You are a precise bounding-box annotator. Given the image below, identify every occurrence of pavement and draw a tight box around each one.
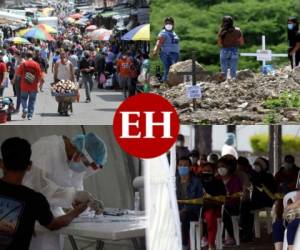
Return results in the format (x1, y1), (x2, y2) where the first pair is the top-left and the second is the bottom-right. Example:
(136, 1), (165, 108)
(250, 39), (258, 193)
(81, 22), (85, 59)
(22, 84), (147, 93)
(1, 68), (123, 125)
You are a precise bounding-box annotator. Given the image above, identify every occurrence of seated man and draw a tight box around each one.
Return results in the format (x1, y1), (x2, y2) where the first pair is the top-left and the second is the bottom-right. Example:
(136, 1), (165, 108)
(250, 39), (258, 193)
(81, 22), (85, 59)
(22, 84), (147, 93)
(0, 137), (87, 250)
(176, 157), (204, 250)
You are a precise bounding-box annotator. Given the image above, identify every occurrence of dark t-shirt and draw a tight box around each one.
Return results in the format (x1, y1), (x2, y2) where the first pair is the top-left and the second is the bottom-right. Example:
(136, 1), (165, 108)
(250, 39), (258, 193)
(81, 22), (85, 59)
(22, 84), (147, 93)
(219, 28), (242, 48)
(79, 58), (95, 75)
(288, 31), (300, 49)
(0, 179), (53, 250)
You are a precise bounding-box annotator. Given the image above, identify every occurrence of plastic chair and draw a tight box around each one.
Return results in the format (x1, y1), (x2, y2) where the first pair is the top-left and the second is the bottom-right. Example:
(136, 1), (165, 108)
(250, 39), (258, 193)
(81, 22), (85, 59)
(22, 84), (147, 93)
(190, 208), (203, 250)
(253, 207), (273, 238)
(190, 207), (224, 250)
(282, 191), (299, 250)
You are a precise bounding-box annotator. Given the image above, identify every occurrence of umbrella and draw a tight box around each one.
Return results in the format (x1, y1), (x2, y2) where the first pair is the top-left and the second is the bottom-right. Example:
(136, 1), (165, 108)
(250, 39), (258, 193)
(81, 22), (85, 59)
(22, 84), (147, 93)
(65, 17), (75, 24)
(86, 25), (97, 32)
(23, 27), (54, 41)
(121, 24), (150, 41)
(17, 28), (30, 37)
(36, 24), (57, 34)
(89, 29), (112, 41)
(70, 13), (82, 20)
(7, 37), (31, 45)
(75, 19), (88, 26)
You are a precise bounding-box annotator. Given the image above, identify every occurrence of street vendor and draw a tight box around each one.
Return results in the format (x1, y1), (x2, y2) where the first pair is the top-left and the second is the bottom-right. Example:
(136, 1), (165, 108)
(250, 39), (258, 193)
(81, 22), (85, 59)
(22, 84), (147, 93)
(54, 49), (75, 83)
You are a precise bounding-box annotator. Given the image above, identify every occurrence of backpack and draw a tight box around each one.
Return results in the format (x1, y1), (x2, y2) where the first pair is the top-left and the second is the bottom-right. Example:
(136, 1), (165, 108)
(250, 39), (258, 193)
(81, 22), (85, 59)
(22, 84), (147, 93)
(23, 62), (36, 85)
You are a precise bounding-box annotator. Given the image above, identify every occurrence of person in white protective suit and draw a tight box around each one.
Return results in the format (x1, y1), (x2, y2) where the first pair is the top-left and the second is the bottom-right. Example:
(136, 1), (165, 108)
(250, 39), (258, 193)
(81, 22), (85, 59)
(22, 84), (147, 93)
(221, 132), (238, 159)
(23, 132), (108, 250)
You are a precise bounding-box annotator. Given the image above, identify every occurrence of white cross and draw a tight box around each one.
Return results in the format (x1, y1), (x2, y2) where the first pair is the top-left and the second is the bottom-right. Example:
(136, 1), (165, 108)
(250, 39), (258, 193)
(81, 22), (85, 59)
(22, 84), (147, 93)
(240, 35), (288, 67)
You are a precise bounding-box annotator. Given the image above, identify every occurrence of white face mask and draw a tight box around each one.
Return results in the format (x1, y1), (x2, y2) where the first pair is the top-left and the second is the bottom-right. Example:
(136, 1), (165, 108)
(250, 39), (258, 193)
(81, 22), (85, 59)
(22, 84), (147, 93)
(165, 24), (173, 31)
(218, 167), (228, 177)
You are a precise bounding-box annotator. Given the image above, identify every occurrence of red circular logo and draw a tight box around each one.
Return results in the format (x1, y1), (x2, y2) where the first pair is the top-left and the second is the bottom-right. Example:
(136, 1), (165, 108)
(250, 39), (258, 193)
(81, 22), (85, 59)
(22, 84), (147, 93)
(113, 93), (179, 159)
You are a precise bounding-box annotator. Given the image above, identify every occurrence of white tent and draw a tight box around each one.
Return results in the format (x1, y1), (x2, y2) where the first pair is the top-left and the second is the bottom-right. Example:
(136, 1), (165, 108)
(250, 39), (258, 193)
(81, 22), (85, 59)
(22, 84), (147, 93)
(0, 125), (144, 250)
(145, 145), (182, 250)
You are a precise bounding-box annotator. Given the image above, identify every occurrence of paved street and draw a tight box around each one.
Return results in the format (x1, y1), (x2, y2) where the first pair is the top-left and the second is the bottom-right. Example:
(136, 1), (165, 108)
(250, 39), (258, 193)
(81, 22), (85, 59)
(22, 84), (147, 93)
(2, 69), (123, 125)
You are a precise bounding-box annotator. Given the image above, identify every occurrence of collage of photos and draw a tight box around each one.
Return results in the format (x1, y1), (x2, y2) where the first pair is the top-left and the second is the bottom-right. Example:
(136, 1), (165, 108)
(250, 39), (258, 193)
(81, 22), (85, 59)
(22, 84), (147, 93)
(0, 0), (300, 250)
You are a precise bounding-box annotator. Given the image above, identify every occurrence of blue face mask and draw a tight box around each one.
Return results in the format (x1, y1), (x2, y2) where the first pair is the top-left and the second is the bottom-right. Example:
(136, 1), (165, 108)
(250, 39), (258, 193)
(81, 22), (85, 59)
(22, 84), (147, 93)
(69, 160), (86, 173)
(288, 24), (295, 30)
(178, 166), (190, 176)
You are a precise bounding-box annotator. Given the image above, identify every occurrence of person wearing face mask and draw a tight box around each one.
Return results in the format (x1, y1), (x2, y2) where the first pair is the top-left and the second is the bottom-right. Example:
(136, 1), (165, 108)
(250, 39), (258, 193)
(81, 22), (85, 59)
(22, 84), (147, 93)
(200, 163), (226, 250)
(190, 149), (200, 175)
(22, 132), (107, 250)
(218, 16), (244, 82)
(287, 17), (300, 68)
(176, 134), (190, 162)
(152, 16), (180, 83)
(79, 50), (95, 103)
(116, 51), (134, 99)
(217, 155), (242, 247)
(240, 157), (277, 243)
(275, 155), (299, 194)
(176, 157), (203, 250)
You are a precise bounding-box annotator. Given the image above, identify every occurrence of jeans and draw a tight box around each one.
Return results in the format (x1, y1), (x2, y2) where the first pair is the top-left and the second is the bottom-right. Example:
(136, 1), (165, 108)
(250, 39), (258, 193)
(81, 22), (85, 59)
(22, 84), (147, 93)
(220, 47), (239, 78)
(119, 75), (132, 98)
(15, 82), (21, 111)
(272, 219), (285, 243)
(180, 209), (199, 246)
(82, 74), (94, 100)
(160, 52), (179, 81)
(21, 91), (37, 117)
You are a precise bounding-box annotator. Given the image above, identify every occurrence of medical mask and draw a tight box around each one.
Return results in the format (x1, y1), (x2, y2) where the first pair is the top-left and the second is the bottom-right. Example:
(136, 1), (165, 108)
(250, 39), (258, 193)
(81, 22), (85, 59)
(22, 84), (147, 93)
(288, 24), (295, 30)
(178, 166), (190, 176)
(165, 24), (173, 31)
(69, 159), (86, 173)
(254, 164), (262, 173)
(218, 167), (228, 177)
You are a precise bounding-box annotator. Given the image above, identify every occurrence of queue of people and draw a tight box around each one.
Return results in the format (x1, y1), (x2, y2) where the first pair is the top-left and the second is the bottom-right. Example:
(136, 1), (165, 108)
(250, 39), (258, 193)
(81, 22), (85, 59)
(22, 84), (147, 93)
(175, 133), (300, 250)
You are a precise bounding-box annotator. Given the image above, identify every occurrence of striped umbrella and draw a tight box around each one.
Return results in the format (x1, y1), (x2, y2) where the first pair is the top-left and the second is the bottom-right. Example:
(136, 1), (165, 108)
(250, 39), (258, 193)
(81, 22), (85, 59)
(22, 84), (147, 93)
(7, 37), (31, 45)
(121, 24), (150, 41)
(36, 24), (57, 34)
(89, 28), (112, 41)
(23, 27), (54, 41)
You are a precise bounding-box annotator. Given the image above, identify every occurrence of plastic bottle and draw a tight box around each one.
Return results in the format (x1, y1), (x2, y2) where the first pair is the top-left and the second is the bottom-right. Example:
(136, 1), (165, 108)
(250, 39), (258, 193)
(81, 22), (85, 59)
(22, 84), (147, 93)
(134, 191), (140, 211)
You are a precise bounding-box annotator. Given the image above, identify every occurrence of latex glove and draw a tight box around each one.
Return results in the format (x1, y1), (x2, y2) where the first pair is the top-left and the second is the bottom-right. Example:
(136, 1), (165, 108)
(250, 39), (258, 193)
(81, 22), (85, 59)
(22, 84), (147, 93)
(89, 199), (104, 215)
(73, 191), (91, 206)
(73, 191), (104, 215)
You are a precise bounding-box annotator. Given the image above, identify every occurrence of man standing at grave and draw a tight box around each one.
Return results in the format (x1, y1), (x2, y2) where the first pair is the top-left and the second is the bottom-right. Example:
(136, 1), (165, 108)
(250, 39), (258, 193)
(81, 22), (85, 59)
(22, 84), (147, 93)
(288, 17), (300, 68)
(218, 16), (244, 81)
(152, 17), (180, 84)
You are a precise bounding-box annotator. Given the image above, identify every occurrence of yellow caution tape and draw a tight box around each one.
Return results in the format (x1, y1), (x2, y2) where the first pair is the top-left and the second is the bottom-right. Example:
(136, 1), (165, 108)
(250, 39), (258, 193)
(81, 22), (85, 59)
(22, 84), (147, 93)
(256, 185), (284, 200)
(177, 192), (243, 205)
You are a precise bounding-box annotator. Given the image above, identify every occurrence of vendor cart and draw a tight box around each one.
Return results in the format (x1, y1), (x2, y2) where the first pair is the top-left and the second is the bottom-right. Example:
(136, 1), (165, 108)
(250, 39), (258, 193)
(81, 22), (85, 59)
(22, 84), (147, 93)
(51, 92), (78, 116)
